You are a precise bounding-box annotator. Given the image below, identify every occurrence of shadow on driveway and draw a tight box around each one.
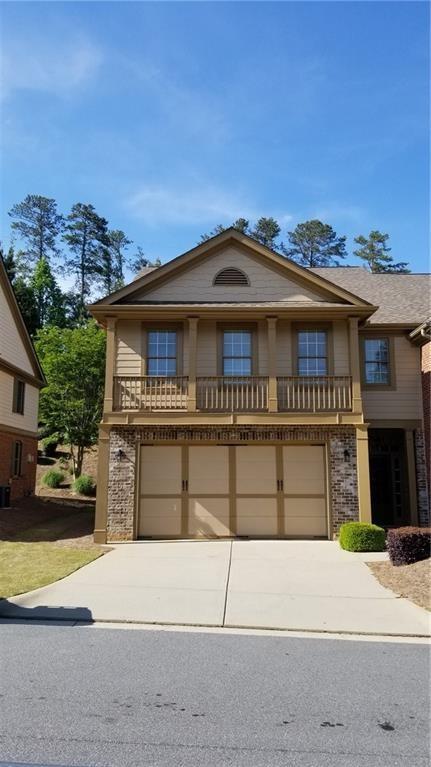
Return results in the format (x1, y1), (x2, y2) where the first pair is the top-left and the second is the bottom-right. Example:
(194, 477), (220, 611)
(0, 599), (93, 624)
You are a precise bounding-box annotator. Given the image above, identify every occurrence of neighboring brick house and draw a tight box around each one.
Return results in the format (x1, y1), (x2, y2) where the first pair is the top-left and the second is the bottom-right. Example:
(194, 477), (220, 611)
(410, 319), (431, 512)
(89, 229), (430, 542)
(0, 257), (45, 503)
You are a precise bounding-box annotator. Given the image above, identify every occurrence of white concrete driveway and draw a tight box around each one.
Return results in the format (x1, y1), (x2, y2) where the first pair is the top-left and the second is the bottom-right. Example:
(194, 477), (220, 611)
(1, 540), (429, 636)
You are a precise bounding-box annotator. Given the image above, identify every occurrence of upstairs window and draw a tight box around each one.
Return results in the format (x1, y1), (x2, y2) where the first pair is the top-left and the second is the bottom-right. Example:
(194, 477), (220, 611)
(363, 338), (390, 385)
(12, 378), (25, 414)
(213, 267), (249, 286)
(147, 331), (177, 376)
(223, 330), (252, 375)
(297, 330), (328, 375)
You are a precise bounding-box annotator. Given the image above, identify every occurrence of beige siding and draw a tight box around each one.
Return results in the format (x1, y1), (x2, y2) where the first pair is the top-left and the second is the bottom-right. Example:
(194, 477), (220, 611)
(362, 335), (423, 420)
(136, 247), (334, 304)
(333, 321), (350, 376)
(196, 321), (217, 376)
(0, 370), (38, 432)
(115, 321), (142, 376)
(0, 280), (34, 375)
(115, 319), (353, 379)
(277, 321), (293, 375)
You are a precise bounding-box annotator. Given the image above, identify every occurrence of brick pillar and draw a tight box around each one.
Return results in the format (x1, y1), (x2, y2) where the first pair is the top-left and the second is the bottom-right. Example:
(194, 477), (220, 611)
(107, 428), (137, 541)
(329, 429), (359, 536)
(414, 428), (430, 526)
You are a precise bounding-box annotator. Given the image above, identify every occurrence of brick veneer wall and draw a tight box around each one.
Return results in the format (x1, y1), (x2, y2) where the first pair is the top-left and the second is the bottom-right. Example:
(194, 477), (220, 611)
(421, 341), (430, 503)
(106, 425), (359, 541)
(0, 429), (37, 501)
(329, 430), (358, 531)
(414, 428), (430, 526)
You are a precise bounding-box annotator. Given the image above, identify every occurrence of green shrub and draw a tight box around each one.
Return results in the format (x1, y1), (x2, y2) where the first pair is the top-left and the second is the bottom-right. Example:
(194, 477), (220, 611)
(339, 522), (386, 552)
(42, 469), (65, 488)
(73, 474), (95, 496)
(41, 434), (60, 457)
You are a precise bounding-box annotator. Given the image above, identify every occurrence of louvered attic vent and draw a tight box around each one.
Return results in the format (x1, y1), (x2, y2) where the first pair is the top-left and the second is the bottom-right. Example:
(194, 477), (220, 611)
(213, 267), (249, 286)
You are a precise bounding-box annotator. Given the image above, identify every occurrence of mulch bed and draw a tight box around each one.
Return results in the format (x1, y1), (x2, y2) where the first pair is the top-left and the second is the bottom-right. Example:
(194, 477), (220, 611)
(0, 496), (95, 543)
(368, 559), (431, 611)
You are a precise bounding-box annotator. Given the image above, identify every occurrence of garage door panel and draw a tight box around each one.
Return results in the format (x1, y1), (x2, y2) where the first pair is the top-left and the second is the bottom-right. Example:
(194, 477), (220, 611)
(189, 447), (229, 494)
(140, 446), (182, 495)
(138, 498), (182, 537)
(236, 446), (276, 494)
(283, 446), (325, 495)
(284, 498), (327, 537)
(237, 498), (278, 536)
(188, 498), (231, 537)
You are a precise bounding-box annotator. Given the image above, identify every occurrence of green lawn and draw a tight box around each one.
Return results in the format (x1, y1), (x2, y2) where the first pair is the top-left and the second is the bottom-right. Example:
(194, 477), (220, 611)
(0, 541), (103, 599)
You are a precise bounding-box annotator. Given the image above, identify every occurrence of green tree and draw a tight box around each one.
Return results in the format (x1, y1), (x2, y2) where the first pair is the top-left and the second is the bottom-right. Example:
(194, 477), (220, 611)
(63, 203), (109, 319)
(129, 246), (161, 274)
(8, 195), (63, 267)
(283, 220), (347, 267)
(1, 245), (39, 334)
(30, 257), (67, 328)
(108, 229), (133, 289)
(199, 218), (251, 243)
(250, 217), (281, 249)
(35, 322), (106, 478)
(353, 230), (410, 273)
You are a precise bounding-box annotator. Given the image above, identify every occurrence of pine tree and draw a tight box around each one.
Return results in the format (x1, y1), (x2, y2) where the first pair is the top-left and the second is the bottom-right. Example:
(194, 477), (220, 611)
(129, 246), (161, 274)
(108, 229), (133, 289)
(8, 195), (63, 267)
(353, 231), (410, 273)
(283, 220), (347, 267)
(63, 203), (109, 318)
(250, 217), (281, 249)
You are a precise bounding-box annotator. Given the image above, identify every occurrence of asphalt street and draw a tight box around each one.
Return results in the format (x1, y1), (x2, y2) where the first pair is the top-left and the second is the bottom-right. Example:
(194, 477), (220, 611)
(0, 623), (429, 767)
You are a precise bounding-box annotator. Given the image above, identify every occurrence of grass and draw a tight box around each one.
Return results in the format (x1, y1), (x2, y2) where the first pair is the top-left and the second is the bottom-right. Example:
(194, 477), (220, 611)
(0, 501), (105, 599)
(0, 541), (103, 599)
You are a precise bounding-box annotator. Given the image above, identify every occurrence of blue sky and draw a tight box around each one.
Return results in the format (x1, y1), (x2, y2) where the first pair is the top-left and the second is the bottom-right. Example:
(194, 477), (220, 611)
(1, 1), (429, 278)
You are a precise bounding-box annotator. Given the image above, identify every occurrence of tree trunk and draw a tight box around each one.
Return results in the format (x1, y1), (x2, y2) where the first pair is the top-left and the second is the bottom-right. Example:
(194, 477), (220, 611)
(75, 445), (84, 478)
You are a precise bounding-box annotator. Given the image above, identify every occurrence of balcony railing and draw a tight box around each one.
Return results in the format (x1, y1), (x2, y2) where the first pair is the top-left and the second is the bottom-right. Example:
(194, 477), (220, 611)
(277, 376), (352, 412)
(113, 376), (188, 410)
(196, 376), (268, 412)
(112, 375), (352, 413)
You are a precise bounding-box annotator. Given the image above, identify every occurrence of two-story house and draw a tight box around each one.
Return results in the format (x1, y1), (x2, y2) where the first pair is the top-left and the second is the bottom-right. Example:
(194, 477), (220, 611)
(90, 229), (430, 543)
(0, 257), (45, 502)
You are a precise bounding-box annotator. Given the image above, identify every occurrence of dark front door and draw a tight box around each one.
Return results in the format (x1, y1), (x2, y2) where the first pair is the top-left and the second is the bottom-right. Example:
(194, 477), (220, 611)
(369, 429), (410, 528)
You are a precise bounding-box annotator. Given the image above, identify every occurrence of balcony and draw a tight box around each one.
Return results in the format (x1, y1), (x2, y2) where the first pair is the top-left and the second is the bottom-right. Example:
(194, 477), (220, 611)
(113, 375), (352, 413)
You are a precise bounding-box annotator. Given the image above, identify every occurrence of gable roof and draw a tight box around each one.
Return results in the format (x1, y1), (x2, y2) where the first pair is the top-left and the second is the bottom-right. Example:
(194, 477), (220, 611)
(0, 255), (45, 386)
(91, 228), (375, 311)
(311, 267), (431, 326)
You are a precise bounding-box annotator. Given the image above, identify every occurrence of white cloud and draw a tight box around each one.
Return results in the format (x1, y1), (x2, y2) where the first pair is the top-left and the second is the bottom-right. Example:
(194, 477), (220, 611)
(1, 36), (102, 99)
(125, 182), (293, 228)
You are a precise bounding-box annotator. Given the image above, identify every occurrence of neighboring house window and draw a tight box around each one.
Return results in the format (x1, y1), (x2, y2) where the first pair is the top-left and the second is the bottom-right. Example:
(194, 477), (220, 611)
(12, 378), (25, 414)
(297, 330), (328, 375)
(147, 331), (177, 375)
(223, 330), (252, 375)
(11, 441), (22, 477)
(363, 338), (390, 385)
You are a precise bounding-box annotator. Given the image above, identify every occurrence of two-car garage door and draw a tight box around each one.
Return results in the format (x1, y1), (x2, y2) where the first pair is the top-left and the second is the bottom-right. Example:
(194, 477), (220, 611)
(138, 445), (328, 539)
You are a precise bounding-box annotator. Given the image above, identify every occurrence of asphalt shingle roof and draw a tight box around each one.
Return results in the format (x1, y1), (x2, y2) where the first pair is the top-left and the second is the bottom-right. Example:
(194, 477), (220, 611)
(311, 267), (430, 325)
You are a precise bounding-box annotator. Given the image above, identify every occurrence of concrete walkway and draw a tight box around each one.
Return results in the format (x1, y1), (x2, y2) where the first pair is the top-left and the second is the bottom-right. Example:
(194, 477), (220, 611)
(0, 540), (429, 636)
